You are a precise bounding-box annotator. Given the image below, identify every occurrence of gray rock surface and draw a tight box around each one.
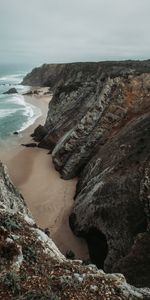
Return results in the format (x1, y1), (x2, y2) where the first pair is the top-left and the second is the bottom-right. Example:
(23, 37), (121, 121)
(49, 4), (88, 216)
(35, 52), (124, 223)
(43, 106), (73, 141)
(23, 60), (150, 288)
(1, 162), (150, 299)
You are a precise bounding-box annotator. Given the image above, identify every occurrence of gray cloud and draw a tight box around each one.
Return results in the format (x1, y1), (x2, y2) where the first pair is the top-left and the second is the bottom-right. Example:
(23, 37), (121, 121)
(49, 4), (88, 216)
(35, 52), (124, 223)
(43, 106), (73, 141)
(0, 0), (150, 65)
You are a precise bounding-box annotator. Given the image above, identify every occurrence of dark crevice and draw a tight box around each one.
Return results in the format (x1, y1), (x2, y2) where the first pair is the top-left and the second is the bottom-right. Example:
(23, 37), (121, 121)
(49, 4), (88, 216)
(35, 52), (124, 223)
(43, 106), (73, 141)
(86, 228), (108, 269)
(69, 214), (108, 269)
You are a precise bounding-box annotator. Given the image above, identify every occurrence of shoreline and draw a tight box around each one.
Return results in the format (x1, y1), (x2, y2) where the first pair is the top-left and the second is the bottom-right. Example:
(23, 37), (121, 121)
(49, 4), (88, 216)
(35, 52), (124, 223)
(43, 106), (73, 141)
(0, 88), (50, 153)
(0, 90), (89, 260)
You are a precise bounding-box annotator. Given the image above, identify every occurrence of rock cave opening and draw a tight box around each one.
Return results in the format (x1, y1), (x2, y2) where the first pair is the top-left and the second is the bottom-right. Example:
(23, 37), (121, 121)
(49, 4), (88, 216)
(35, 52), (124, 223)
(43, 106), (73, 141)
(86, 228), (108, 269)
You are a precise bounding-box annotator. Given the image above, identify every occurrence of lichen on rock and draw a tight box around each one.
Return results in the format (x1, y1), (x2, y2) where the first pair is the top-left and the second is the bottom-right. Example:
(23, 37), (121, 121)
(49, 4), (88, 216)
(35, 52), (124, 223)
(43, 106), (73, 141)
(0, 161), (150, 299)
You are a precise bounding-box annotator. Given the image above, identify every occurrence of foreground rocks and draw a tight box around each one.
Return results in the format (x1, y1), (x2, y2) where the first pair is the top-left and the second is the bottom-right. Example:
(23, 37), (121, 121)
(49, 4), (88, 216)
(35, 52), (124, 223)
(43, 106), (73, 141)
(24, 60), (150, 289)
(23, 90), (39, 95)
(1, 162), (150, 299)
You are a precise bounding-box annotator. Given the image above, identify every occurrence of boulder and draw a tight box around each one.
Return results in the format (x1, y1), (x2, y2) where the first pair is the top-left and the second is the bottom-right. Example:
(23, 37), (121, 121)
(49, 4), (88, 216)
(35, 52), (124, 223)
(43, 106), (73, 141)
(23, 90), (33, 95)
(31, 124), (48, 142)
(3, 88), (18, 94)
(21, 143), (37, 148)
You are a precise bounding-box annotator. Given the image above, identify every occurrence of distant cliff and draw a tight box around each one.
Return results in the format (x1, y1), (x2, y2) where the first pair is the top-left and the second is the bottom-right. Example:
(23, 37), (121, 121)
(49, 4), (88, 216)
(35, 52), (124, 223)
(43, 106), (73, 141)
(22, 60), (150, 88)
(23, 60), (150, 289)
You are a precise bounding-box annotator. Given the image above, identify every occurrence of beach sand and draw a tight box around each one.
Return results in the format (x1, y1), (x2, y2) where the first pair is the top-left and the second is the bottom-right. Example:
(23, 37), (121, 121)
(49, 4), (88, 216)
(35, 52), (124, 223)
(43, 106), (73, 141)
(0, 91), (89, 259)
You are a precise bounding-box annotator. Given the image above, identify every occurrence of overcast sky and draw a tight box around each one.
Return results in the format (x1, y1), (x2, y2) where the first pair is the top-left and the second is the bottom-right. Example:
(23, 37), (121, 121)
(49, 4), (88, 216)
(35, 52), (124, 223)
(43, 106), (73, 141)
(0, 0), (150, 66)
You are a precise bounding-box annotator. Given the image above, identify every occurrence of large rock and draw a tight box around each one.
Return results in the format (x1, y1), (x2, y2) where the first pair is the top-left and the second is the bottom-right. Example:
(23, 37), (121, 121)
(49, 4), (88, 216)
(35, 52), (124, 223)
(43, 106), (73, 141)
(3, 88), (18, 94)
(1, 162), (149, 299)
(113, 232), (150, 288)
(69, 111), (150, 287)
(31, 124), (48, 141)
(23, 60), (150, 288)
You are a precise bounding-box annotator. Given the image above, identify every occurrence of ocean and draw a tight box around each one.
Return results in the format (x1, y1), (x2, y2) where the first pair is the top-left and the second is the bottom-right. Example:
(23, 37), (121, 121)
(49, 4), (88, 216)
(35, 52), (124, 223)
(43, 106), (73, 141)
(0, 64), (41, 140)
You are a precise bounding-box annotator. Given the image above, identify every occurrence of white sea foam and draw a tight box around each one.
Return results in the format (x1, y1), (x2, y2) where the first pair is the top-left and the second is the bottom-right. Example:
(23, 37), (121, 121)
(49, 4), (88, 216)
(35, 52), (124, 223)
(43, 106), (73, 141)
(7, 94), (26, 106)
(0, 71), (41, 135)
(0, 73), (25, 84)
(12, 95), (42, 132)
(19, 102), (41, 132)
(0, 94), (41, 131)
(0, 108), (20, 118)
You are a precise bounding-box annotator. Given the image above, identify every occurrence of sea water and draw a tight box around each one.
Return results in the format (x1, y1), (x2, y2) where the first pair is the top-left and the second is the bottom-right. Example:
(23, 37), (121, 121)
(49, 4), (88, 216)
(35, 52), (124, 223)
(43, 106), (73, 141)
(0, 64), (41, 140)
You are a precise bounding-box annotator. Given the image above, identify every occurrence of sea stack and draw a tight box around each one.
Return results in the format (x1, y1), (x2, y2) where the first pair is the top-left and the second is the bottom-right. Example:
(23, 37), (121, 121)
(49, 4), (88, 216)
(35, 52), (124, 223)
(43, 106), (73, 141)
(3, 87), (18, 94)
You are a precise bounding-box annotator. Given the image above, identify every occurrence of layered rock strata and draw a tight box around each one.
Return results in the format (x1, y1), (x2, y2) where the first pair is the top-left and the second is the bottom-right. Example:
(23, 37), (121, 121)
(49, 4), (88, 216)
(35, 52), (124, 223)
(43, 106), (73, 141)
(23, 61), (150, 288)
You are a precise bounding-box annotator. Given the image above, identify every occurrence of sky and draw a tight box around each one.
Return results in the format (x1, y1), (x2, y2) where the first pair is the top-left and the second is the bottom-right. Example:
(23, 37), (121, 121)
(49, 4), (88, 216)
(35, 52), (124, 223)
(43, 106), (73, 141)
(0, 0), (150, 66)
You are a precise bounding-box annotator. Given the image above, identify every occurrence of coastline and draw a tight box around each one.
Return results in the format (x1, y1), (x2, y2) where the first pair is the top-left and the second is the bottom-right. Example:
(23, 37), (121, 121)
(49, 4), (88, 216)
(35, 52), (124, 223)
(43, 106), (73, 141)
(0, 91), (89, 260)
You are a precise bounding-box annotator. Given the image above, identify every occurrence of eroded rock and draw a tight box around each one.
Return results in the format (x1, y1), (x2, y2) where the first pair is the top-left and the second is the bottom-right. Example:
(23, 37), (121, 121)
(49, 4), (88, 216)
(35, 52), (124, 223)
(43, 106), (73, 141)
(1, 162), (149, 299)
(23, 61), (150, 289)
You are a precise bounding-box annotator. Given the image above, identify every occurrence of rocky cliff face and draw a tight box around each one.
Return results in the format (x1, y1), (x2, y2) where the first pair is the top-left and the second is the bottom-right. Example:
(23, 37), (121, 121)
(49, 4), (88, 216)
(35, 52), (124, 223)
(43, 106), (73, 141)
(1, 162), (150, 299)
(24, 60), (150, 289)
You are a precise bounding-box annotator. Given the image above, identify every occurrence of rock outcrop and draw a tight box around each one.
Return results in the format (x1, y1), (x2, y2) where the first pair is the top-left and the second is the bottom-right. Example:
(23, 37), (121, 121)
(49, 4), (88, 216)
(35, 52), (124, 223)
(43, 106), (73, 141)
(22, 60), (150, 89)
(1, 162), (150, 299)
(3, 88), (18, 94)
(23, 60), (150, 289)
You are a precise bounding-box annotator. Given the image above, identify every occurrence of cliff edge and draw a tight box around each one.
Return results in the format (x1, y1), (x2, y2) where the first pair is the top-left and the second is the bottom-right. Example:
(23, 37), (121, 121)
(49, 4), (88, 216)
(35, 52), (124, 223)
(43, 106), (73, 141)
(1, 162), (150, 299)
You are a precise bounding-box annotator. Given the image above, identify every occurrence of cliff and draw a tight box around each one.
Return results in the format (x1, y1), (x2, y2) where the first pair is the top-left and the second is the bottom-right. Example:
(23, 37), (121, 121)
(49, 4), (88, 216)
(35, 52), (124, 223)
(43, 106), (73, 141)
(22, 60), (150, 89)
(23, 60), (150, 289)
(1, 162), (150, 299)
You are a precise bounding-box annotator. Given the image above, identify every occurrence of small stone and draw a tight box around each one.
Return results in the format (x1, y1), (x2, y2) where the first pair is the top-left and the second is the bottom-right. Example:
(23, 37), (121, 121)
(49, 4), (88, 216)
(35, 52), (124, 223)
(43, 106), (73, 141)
(90, 285), (99, 292)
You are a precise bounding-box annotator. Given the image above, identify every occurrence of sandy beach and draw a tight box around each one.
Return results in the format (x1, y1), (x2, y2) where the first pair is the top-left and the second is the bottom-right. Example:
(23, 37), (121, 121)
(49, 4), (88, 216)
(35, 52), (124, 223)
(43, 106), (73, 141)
(0, 90), (89, 260)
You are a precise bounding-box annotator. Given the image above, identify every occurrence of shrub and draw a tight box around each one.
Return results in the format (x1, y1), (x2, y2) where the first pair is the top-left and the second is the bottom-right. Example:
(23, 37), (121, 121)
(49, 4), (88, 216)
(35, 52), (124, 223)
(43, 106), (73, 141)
(23, 245), (36, 263)
(1, 272), (21, 295)
(14, 289), (60, 300)
(1, 216), (20, 231)
(0, 241), (19, 260)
